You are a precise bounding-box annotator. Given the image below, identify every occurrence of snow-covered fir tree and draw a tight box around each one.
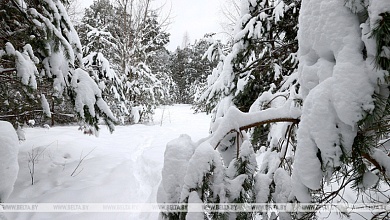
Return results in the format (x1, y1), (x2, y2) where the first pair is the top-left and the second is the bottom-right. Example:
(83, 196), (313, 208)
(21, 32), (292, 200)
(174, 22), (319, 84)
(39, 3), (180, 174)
(78, 0), (172, 124)
(148, 48), (177, 106)
(159, 0), (390, 219)
(127, 10), (171, 122)
(77, 0), (129, 123)
(200, 0), (300, 149)
(0, 0), (117, 208)
(0, 0), (116, 133)
(169, 35), (219, 105)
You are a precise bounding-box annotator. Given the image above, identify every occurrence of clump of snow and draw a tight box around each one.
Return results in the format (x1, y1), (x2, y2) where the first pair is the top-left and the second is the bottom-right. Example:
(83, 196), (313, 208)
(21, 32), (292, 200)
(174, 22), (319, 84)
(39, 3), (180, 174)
(367, 0), (390, 29)
(28, 120), (35, 127)
(40, 94), (51, 118)
(291, 172), (311, 203)
(157, 134), (197, 204)
(254, 173), (272, 203)
(273, 168), (293, 220)
(226, 140), (257, 201)
(272, 168), (292, 203)
(0, 121), (19, 202)
(71, 68), (115, 122)
(43, 51), (69, 96)
(370, 148), (390, 177)
(16, 124), (26, 141)
(273, 0), (286, 22)
(293, 0), (375, 200)
(258, 150), (280, 178)
(186, 191), (203, 220)
(131, 106), (142, 124)
(180, 141), (226, 202)
(227, 174), (247, 200)
(5, 42), (38, 89)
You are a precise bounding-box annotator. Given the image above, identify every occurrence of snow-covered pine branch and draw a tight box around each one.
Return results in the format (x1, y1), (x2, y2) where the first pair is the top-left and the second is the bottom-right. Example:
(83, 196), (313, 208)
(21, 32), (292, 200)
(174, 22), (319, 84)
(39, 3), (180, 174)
(159, 0), (390, 219)
(209, 101), (300, 149)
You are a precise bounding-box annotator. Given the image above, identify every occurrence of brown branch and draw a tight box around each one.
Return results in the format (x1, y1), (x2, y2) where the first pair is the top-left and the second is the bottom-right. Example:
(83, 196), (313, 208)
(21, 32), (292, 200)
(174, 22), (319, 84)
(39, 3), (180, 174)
(263, 94), (289, 108)
(214, 129), (239, 150)
(213, 117), (300, 150)
(240, 118), (300, 131)
(236, 131), (240, 159)
(362, 153), (389, 179)
(278, 123), (297, 168)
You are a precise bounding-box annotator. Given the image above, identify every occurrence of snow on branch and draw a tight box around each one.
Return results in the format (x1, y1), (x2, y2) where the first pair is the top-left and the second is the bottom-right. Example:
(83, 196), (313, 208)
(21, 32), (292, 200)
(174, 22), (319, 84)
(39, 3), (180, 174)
(5, 42), (38, 89)
(71, 68), (116, 123)
(369, 148), (390, 178)
(209, 99), (301, 149)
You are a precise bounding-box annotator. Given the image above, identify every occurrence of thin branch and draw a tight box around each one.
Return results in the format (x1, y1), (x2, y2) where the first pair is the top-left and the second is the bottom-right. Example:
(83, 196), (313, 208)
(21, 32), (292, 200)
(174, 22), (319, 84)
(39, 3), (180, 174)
(214, 129), (239, 150)
(70, 147), (97, 177)
(240, 117), (300, 131)
(213, 117), (300, 150)
(0, 68), (16, 74)
(362, 153), (389, 179)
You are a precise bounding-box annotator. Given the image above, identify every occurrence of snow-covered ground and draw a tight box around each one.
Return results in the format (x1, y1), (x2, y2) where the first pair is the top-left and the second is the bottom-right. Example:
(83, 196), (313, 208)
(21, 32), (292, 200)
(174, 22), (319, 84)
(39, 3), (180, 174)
(6, 104), (211, 220)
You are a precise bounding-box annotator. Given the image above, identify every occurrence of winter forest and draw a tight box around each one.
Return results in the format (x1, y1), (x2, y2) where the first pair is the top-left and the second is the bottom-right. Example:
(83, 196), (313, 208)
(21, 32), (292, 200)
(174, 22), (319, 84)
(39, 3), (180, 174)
(1, 0), (390, 219)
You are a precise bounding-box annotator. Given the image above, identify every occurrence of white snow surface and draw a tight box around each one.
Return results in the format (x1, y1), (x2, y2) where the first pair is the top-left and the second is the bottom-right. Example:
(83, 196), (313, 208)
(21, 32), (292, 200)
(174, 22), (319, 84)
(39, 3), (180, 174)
(6, 105), (211, 220)
(0, 121), (19, 202)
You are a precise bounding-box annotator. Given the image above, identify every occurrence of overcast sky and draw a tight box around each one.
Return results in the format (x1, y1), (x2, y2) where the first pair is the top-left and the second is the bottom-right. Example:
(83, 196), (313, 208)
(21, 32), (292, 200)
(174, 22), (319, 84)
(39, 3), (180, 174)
(79, 0), (223, 51)
(153, 0), (222, 51)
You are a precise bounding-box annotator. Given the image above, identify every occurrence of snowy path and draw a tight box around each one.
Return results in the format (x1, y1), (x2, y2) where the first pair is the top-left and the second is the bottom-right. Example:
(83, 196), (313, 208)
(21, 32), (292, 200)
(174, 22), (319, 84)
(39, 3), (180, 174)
(7, 105), (211, 220)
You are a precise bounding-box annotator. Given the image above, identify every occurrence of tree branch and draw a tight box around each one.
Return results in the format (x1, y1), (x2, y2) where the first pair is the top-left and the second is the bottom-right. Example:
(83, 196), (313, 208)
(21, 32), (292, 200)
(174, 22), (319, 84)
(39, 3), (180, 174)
(239, 117), (300, 131)
(362, 152), (389, 179)
(213, 117), (300, 150)
(0, 68), (16, 74)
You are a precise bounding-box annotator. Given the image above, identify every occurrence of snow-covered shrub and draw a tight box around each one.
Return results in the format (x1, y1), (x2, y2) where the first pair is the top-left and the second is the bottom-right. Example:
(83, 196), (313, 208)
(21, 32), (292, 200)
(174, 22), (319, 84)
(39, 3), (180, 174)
(226, 140), (257, 219)
(157, 135), (197, 219)
(0, 121), (19, 202)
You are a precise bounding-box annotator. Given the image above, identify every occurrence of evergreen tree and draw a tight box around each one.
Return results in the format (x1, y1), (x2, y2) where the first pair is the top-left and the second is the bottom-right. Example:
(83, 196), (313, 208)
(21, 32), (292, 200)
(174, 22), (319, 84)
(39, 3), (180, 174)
(0, 0), (116, 132)
(78, 0), (171, 123)
(127, 10), (171, 122)
(201, 0), (300, 149)
(160, 0), (390, 219)
(169, 36), (218, 105)
(77, 0), (128, 123)
(169, 47), (192, 104)
(148, 48), (177, 105)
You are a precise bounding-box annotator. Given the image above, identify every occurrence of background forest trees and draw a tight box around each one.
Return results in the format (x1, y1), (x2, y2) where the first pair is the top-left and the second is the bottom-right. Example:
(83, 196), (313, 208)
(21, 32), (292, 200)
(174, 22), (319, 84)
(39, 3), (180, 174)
(0, 0), (216, 128)
(169, 36), (220, 105)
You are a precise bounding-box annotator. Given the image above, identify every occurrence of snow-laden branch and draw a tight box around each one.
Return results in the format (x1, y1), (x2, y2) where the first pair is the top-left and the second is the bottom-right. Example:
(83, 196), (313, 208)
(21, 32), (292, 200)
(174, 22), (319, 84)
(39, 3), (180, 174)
(209, 99), (301, 149)
(0, 68), (17, 74)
